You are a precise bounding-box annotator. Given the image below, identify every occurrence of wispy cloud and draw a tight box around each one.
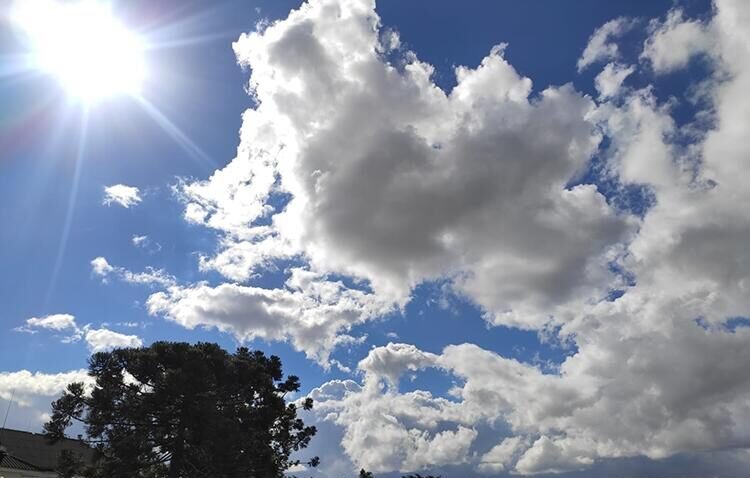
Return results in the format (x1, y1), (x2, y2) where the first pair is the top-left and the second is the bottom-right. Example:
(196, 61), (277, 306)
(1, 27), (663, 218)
(91, 256), (175, 288)
(103, 184), (142, 208)
(577, 17), (636, 71)
(131, 234), (162, 253)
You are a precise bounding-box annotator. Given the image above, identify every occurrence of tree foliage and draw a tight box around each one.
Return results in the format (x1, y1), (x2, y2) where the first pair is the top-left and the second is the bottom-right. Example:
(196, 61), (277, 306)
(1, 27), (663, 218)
(45, 342), (317, 478)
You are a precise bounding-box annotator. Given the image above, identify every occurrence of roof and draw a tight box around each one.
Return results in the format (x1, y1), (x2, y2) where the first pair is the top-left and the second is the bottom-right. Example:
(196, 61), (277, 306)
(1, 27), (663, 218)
(0, 452), (45, 471)
(0, 428), (94, 471)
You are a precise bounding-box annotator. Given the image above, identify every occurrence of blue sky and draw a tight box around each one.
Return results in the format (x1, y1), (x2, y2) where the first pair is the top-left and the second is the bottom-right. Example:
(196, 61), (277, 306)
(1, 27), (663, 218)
(3, 0), (750, 476)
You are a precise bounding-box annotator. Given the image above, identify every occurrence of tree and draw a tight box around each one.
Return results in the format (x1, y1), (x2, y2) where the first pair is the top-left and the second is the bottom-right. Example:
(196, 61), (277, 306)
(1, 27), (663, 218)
(45, 342), (318, 478)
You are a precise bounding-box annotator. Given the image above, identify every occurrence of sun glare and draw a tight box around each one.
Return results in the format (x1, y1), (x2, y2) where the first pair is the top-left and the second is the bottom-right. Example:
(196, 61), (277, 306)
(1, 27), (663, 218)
(12, 0), (146, 102)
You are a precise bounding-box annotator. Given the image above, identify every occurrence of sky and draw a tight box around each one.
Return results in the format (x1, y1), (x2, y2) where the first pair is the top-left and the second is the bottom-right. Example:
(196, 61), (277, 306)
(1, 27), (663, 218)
(2, 0), (750, 476)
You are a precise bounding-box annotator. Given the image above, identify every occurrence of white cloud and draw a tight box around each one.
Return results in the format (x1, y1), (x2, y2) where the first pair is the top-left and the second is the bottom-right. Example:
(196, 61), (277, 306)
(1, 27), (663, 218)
(131, 234), (162, 252)
(121, 0), (750, 474)
(146, 268), (393, 364)
(578, 17), (635, 71)
(477, 437), (529, 474)
(514, 436), (594, 475)
(641, 9), (714, 74)
(14, 313), (143, 355)
(0, 369), (93, 431)
(103, 184), (142, 208)
(310, 344), (480, 473)
(175, 0), (634, 339)
(15, 313), (77, 332)
(91, 256), (175, 288)
(594, 62), (634, 99)
(285, 464), (307, 474)
(309, 379), (362, 404)
(0, 369), (90, 407)
(14, 313), (82, 343)
(358, 342), (438, 387)
(84, 328), (143, 353)
(313, 326), (750, 474)
(90, 256), (114, 276)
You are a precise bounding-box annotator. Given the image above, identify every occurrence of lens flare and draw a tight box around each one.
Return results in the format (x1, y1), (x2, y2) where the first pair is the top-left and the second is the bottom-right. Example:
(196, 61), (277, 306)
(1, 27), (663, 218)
(11, 0), (146, 102)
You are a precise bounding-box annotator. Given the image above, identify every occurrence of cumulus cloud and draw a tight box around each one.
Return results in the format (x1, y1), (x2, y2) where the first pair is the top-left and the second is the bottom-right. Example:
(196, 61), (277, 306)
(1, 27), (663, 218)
(578, 17), (635, 71)
(102, 184), (142, 208)
(357, 342), (438, 387)
(176, 0), (750, 474)
(14, 313), (82, 343)
(313, 326), (750, 474)
(84, 328), (143, 353)
(0, 369), (90, 407)
(514, 436), (595, 475)
(0, 369), (92, 431)
(477, 437), (528, 474)
(594, 62), (634, 99)
(146, 268), (392, 364)
(127, 0), (750, 474)
(174, 0), (634, 339)
(90, 256), (114, 276)
(641, 9), (714, 74)
(15, 313), (77, 332)
(14, 313), (143, 354)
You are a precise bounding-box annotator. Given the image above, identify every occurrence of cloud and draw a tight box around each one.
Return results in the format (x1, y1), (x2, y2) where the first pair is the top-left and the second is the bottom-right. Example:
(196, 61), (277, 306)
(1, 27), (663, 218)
(313, 326), (750, 475)
(120, 0), (750, 474)
(14, 313), (82, 343)
(477, 437), (529, 474)
(0, 369), (90, 407)
(90, 256), (114, 276)
(357, 342), (438, 387)
(102, 184), (142, 208)
(91, 256), (175, 288)
(15, 313), (78, 332)
(578, 17), (635, 71)
(594, 62), (634, 99)
(146, 268), (393, 364)
(84, 328), (143, 353)
(14, 313), (144, 354)
(641, 9), (714, 74)
(307, 0), (750, 472)
(514, 436), (594, 475)
(132, 234), (162, 253)
(0, 369), (94, 431)
(285, 464), (307, 474)
(175, 0), (634, 339)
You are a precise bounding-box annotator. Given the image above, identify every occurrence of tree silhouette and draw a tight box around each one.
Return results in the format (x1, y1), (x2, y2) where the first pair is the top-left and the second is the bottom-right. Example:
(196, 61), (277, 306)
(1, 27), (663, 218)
(45, 342), (318, 478)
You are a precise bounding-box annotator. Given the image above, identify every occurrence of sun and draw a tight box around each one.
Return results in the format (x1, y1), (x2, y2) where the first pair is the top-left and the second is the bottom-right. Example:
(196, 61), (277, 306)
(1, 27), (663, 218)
(12, 0), (146, 102)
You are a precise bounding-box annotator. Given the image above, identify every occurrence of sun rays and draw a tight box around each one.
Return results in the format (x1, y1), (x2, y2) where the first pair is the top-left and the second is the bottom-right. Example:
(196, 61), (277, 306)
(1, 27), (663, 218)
(11, 0), (146, 102)
(6, 0), (226, 303)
